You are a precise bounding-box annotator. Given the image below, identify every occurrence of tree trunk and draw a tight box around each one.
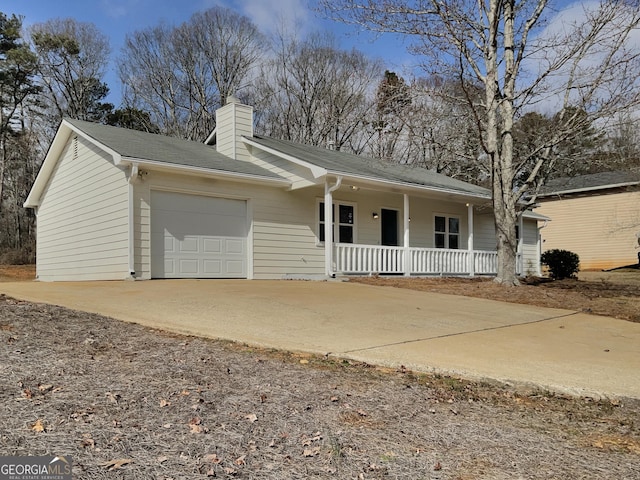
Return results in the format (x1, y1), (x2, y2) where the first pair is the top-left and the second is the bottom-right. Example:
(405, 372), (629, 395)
(0, 137), (5, 218)
(493, 196), (519, 285)
(493, 0), (519, 286)
(484, 0), (519, 286)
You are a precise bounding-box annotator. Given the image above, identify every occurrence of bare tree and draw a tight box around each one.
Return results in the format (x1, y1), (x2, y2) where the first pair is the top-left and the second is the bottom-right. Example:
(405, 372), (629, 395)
(187, 8), (266, 109)
(119, 7), (265, 140)
(120, 24), (189, 138)
(29, 18), (112, 124)
(402, 77), (486, 182)
(598, 112), (640, 172)
(254, 32), (381, 152)
(321, 0), (640, 284)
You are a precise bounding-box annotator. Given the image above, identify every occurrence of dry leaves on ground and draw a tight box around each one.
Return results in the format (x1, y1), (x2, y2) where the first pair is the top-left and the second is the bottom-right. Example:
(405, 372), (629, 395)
(1, 294), (638, 479)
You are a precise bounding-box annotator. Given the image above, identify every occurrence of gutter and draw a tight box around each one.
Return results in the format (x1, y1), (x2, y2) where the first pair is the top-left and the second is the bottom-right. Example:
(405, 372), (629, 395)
(327, 171), (492, 201)
(538, 181), (640, 198)
(521, 210), (551, 221)
(119, 156), (290, 186)
(243, 136), (490, 201)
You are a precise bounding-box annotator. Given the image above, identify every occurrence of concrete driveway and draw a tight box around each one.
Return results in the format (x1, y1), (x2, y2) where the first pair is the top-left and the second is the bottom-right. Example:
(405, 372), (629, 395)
(1, 279), (638, 399)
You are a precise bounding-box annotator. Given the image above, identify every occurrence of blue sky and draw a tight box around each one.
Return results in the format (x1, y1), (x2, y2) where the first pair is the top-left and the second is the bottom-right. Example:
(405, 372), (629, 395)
(4, 0), (413, 105)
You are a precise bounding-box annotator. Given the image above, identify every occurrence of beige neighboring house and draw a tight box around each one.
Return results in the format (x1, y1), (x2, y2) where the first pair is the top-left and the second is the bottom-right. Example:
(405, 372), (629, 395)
(535, 171), (640, 271)
(24, 98), (543, 281)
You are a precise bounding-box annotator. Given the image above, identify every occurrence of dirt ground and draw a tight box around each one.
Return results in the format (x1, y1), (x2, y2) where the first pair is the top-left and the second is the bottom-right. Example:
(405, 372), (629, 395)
(1, 294), (639, 479)
(351, 269), (640, 323)
(0, 264), (36, 282)
(1, 266), (640, 478)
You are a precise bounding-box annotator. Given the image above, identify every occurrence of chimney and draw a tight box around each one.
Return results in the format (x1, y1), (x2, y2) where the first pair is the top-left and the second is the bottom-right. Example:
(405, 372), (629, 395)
(215, 95), (253, 161)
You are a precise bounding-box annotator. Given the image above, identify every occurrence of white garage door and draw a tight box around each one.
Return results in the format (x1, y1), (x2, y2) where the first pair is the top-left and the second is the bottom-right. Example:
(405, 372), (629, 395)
(151, 191), (247, 278)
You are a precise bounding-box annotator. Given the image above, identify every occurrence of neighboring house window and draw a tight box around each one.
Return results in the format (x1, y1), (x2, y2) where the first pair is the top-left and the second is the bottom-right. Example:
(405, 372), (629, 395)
(435, 215), (459, 249)
(318, 202), (355, 243)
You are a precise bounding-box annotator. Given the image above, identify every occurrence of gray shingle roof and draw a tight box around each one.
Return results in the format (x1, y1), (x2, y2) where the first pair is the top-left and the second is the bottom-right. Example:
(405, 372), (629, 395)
(66, 119), (490, 197)
(249, 135), (490, 197)
(65, 119), (284, 180)
(538, 170), (640, 196)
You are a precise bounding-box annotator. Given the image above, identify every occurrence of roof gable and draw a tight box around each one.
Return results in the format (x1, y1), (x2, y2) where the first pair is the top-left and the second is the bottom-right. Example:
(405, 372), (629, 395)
(246, 135), (490, 198)
(24, 119), (287, 208)
(64, 119), (282, 179)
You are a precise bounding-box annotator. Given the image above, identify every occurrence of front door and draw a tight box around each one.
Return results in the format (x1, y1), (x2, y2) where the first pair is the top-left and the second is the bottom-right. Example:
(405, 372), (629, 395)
(381, 209), (399, 246)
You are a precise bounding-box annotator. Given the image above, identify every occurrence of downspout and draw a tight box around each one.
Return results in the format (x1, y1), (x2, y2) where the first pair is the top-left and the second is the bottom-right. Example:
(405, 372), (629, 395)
(32, 207), (39, 280)
(127, 163), (139, 279)
(324, 176), (342, 277)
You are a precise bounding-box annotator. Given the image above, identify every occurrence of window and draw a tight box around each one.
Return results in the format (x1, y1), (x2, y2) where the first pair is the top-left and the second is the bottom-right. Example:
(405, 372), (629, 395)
(434, 215), (460, 249)
(318, 202), (355, 243)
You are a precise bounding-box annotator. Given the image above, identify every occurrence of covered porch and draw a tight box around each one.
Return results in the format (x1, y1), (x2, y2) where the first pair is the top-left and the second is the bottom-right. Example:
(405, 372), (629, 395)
(321, 179), (533, 277)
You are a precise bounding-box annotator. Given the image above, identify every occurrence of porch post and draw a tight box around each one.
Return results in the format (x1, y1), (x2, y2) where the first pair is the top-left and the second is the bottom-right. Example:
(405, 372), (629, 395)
(324, 177), (342, 277)
(467, 203), (475, 276)
(403, 194), (410, 276)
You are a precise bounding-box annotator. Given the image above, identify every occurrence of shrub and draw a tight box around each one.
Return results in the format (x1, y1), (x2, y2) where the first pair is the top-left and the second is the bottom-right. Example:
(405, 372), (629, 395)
(541, 249), (580, 280)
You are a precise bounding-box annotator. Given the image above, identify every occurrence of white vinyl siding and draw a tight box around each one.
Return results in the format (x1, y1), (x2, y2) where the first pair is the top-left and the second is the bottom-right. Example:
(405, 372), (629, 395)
(521, 219), (541, 276)
(134, 172), (325, 279)
(131, 175), (539, 279)
(474, 215), (498, 251)
(215, 102), (253, 161)
(35, 135), (129, 281)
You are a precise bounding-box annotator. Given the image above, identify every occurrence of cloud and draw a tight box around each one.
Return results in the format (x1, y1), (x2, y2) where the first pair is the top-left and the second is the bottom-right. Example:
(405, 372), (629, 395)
(100, 0), (137, 19)
(242, 0), (310, 36)
(204, 0), (312, 37)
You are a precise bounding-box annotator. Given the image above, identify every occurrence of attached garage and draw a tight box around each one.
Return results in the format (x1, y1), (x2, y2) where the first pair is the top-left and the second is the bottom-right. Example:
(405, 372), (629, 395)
(150, 191), (248, 278)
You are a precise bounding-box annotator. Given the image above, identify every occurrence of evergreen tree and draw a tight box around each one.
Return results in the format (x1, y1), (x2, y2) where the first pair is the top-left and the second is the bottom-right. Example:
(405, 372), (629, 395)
(0, 12), (40, 261)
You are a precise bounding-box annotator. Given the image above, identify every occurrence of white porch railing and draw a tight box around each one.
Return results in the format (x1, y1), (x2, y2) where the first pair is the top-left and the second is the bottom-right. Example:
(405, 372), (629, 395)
(335, 244), (405, 274)
(411, 247), (470, 274)
(475, 251), (498, 275)
(334, 243), (519, 276)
